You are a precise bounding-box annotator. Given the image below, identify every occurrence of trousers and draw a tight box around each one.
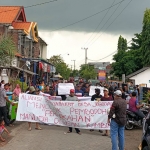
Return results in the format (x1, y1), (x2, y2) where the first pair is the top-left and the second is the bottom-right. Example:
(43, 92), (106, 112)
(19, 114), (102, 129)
(0, 106), (10, 126)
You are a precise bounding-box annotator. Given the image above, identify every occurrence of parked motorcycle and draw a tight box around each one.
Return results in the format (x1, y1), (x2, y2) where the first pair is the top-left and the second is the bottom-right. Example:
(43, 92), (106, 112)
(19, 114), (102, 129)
(125, 107), (149, 130)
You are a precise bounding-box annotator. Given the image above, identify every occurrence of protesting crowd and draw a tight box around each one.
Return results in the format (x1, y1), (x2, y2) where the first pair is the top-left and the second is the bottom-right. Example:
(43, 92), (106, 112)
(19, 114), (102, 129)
(0, 78), (150, 150)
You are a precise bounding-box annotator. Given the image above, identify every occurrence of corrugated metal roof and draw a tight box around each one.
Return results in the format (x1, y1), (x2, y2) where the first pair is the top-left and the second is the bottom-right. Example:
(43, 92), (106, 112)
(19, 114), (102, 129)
(126, 67), (150, 78)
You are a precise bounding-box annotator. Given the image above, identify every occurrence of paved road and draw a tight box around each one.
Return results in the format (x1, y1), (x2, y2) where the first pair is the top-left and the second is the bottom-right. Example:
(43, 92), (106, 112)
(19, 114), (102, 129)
(2, 123), (112, 150)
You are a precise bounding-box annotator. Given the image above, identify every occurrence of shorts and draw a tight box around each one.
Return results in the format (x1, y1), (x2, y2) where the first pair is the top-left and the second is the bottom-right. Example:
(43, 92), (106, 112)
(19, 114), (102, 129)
(0, 129), (4, 135)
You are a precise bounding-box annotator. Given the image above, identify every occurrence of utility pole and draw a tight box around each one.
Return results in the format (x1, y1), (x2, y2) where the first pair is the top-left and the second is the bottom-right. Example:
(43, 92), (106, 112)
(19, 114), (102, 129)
(71, 60), (76, 70)
(81, 48), (88, 64)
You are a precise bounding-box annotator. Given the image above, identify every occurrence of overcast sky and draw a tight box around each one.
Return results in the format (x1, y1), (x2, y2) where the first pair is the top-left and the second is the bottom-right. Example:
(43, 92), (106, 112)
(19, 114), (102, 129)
(1, 0), (150, 69)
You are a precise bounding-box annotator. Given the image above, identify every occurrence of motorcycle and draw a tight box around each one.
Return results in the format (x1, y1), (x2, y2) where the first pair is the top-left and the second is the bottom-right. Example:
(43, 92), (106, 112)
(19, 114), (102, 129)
(125, 107), (149, 130)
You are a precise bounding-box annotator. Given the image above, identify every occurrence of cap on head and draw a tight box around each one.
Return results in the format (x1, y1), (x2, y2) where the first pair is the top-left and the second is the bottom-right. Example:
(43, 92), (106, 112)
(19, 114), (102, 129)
(70, 89), (75, 93)
(114, 90), (122, 96)
(104, 88), (108, 92)
(29, 86), (35, 92)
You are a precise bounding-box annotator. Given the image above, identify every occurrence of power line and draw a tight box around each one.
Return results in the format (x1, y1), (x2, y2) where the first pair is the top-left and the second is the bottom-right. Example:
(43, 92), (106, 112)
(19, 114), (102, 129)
(88, 39), (133, 62)
(87, 0), (122, 47)
(0, 0), (57, 14)
(25, 0), (57, 8)
(50, 0), (125, 31)
(0, 0), (125, 32)
(82, 0), (116, 47)
(88, 0), (133, 48)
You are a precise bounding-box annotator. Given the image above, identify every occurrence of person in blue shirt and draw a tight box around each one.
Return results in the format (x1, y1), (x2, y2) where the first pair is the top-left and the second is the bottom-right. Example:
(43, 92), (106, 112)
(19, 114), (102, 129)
(75, 85), (84, 97)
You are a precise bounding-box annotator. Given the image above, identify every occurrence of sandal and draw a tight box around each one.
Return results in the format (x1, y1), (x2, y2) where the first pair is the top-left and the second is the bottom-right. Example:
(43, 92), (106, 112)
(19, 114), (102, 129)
(102, 133), (108, 136)
(77, 132), (81, 135)
(28, 127), (32, 131)
(67, 131), (72, 133)
(35, 127), (42, 130)
(0, 138), (5, 142)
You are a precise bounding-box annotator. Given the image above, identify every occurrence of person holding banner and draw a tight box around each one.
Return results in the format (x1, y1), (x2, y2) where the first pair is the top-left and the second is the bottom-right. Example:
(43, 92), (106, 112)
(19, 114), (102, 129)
(27, 87), (42, 131)
(75, 85), (84, 97)
(66, 89), (81, 135)
(101, 88), (113, 136)
(91, 88), (102, 101)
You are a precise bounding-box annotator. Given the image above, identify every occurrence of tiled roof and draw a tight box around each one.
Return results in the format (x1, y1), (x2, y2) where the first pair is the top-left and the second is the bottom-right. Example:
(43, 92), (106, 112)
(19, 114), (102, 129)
(0, 6), (21, 23)
(15, 52), (22, 58)
(12, 22), (32, 34)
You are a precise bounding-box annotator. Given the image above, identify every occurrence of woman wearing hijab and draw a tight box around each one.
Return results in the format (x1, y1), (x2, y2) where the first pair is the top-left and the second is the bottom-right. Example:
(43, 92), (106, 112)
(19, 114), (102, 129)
(13, 84), (21, 97)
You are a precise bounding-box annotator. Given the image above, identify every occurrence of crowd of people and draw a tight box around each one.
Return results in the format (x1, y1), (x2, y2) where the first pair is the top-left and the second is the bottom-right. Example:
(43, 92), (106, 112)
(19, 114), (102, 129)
(0, 78), (148, 150)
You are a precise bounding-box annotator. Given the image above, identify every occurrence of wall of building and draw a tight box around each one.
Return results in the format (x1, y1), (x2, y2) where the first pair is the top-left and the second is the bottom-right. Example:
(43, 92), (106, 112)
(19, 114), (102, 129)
(41, 44), (47, 60)
(130, 68), (150, 87)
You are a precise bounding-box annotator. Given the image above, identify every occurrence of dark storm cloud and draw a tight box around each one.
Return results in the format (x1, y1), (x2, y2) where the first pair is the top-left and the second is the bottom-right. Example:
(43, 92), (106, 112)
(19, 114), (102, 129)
(1, 0), (150, 34)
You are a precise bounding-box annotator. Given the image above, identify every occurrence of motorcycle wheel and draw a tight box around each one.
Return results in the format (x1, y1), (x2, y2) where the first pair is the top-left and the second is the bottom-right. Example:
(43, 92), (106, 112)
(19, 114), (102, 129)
(125, 119), (134, 130)
(143, 146), (149, 150)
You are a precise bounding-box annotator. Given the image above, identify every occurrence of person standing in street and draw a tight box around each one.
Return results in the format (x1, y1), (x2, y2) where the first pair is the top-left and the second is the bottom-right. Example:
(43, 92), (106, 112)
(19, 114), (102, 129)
(66, 89), (81, 135)
(108, 90), (127, 150)
(27, 87), (42, 131)
(101, 88), (113, 136)
(0, 83), (15, 127)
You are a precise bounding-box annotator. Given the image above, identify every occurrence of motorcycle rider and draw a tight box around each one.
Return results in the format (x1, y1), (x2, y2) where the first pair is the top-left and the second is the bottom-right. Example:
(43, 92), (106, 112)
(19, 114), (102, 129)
(129, 92), (145, 119)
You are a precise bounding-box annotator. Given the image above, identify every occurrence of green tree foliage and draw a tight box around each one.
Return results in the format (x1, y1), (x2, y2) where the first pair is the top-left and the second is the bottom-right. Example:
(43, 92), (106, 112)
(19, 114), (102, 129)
(111, 36), (128, 78)
(49, 55), (63, 66)
(0, 36), (16, 66)
(141, 9), (150, 66)
(128, 33), (143, 70)
(71, 69), (79, 77)
(79, 64), (97, 80)
(49, 55), (71, 80)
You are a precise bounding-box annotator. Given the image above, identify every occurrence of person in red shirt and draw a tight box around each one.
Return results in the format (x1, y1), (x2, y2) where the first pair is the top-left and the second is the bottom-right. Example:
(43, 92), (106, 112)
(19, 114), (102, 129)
(0, 118), (10, 142)
(101, 88), (113, 101)
(101, 88), (113, 136)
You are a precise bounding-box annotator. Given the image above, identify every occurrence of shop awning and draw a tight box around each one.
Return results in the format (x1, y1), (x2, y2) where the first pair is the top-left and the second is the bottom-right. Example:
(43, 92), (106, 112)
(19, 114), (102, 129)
(11, 66), (36, 75)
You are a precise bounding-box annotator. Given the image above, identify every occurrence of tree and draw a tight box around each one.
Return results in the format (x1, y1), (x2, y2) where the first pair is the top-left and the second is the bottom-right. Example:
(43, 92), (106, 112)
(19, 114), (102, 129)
(49, 55), (63, 66)
(141, 9), (150, 66)
(0, 36), (16, 66)
(71, 69), (79, 77)
(49, 55), (71, 80)
(128, 33), (143, 70)
(111, 36), (128, 78)
(128, 33), (142, 50)
(79, 64), (97, 80)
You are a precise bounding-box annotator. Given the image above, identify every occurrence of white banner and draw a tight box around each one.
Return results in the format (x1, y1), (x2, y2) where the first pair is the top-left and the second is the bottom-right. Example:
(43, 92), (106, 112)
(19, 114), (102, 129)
(39, 92), (91, 101)
(17, 94), (112, 129)
(89, 86), (104, 96)
(58, 83), (74, 95)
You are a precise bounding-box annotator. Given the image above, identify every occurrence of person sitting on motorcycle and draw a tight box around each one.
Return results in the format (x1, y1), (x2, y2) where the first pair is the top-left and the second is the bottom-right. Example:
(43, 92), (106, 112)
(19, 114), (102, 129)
(129, 92), (145, 119)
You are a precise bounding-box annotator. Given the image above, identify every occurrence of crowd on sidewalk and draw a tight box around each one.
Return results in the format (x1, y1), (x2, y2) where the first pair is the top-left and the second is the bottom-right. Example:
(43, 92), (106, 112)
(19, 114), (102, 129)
(0, 78), (147, 150)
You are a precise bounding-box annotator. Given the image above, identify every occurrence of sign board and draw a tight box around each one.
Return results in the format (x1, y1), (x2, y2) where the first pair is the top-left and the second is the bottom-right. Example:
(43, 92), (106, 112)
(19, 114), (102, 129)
(98, 70), (106, 81)
(16, 94), (112, 129)
(89, 86), (104, 96)
(58, 83), (74, 95)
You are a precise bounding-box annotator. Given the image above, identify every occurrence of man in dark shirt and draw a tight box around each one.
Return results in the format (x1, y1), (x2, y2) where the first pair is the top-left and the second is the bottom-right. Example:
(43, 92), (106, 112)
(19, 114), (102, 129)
(91, 88), (102, 101)
(44, 86), (54, 96)
(108, 90), (127, 150)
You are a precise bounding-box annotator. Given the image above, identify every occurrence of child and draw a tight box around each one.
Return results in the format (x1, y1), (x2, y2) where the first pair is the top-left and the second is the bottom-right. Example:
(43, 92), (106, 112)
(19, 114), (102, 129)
(0, 118), (10, 142)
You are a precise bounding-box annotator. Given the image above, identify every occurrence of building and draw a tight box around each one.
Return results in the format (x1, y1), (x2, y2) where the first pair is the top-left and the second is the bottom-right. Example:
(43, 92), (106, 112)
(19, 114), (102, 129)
(126, 67), (150, 87)
(88, 62), (110, 80)
(0, 6), (55, 85)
